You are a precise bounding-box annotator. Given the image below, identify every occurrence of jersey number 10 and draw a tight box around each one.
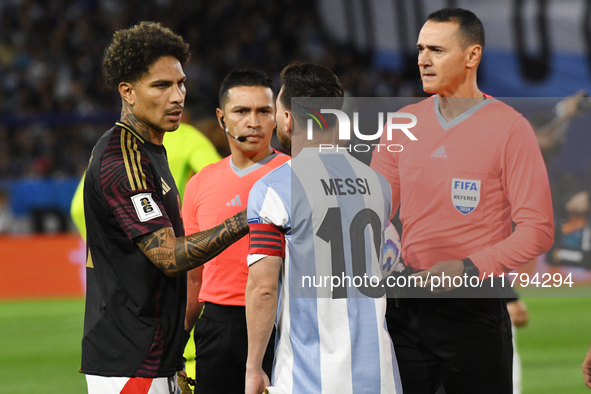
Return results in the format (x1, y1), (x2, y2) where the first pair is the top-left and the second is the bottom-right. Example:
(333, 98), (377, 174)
(316, 207), (386, 299)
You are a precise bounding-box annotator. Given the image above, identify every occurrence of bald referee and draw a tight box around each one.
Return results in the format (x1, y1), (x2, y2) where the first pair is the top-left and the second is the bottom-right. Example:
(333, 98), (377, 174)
(370, 8), (553, 393)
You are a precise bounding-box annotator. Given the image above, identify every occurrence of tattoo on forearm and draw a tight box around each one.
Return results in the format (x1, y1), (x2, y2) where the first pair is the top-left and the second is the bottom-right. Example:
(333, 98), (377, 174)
(137, 210), (248, 275)
(137, 227), (176, 271)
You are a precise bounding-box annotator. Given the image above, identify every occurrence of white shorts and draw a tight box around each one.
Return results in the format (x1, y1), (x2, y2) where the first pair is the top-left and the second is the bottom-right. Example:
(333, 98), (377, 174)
(86, 374), (180, 394)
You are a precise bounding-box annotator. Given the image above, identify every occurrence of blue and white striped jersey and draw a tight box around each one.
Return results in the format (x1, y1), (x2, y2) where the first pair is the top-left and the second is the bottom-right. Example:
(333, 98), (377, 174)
(247, 148), (402, 394)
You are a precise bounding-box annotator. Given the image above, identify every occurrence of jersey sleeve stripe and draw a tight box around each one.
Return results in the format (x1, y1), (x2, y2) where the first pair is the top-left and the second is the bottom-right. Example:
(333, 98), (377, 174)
(250, 244), (283, 250)
(251, 230), (281, 237)
(250, 237), (282, 244)
(120, 129), (137, 191)
(126, 133), (143, 190)
(116, 121), (145, 143)
(132, 137), (147, 189)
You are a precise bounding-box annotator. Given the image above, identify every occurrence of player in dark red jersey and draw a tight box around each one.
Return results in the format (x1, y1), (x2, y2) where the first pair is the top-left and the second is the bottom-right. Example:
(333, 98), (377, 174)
(80, 21), (247, 394)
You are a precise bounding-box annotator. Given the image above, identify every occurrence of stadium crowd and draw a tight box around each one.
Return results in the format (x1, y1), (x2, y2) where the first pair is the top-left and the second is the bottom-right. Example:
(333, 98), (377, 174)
(0, 0), (409, 179)
(0, 0), (588, 230)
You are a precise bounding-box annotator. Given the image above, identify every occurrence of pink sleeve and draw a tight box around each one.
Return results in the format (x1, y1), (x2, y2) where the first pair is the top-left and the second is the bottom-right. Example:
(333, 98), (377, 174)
(468, 116), (554, 275)
(182, 173), (201, 235)
(370, 133), (401, 220)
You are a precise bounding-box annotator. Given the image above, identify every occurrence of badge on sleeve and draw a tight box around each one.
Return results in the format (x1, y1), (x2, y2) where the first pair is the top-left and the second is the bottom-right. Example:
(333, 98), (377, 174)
(451, 178), (481, 215)
(131, 193), (163, 222)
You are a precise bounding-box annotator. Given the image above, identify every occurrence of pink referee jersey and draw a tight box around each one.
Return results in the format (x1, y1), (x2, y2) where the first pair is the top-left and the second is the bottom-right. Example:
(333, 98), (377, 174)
(370, 96), (554, 277)
(182, 153), (289, 306)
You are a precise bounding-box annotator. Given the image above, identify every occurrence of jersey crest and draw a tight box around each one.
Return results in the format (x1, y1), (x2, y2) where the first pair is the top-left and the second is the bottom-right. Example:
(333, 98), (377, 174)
(451, 178), (481, 215)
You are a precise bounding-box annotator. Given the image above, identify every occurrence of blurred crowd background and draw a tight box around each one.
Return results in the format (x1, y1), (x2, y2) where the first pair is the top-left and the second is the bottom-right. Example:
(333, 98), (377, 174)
(0, 0), (412, 181)
(0, 0), (590, 235)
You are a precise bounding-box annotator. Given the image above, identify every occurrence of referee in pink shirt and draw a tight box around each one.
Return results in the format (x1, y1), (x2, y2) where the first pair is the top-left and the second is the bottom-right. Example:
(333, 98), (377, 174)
(371, 8), (554, 394)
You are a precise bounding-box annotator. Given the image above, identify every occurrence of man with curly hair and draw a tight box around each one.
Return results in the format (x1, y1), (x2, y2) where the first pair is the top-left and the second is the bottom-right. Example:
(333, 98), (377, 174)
(81, 21), (248, 394)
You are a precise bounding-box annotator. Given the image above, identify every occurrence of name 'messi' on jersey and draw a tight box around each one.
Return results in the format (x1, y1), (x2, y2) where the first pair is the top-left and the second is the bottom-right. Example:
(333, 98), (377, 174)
(320, 177), (371, 196)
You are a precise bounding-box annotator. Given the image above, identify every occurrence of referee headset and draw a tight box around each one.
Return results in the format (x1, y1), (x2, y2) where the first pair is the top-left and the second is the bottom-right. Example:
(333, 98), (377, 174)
(221, 116), (247, 142)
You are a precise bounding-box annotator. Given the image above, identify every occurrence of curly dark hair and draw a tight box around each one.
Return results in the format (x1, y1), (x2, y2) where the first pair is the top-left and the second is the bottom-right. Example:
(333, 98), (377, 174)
(102, 21), (190, 89)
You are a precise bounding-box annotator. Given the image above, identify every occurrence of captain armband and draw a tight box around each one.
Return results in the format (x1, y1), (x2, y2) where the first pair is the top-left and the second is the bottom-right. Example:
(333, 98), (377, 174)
(248, 223), (285, 258)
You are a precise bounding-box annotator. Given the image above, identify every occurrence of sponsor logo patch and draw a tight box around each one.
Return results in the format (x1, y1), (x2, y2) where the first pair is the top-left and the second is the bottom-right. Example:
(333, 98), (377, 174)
(451, 178), (481, 215)
(131, 193), (163, 222)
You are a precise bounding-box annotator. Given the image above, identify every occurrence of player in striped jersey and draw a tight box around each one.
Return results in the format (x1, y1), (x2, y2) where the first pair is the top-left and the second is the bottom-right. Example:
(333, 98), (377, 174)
(82, 22), (247, 394)
(245, 63), (402, 394)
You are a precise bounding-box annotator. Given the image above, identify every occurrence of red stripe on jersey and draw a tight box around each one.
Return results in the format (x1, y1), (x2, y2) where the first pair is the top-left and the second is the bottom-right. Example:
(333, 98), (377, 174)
(136, 322), (164, 376)
(249, 223), (285, 258)
(120, 377), (153, 394)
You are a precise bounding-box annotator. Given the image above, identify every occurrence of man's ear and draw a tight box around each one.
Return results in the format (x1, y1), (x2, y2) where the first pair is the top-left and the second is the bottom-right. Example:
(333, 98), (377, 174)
(466, 44), (482, 69)
(285, 110), (293, 136)
(216, 108), (225, 130)
(119, 82), (135, 106)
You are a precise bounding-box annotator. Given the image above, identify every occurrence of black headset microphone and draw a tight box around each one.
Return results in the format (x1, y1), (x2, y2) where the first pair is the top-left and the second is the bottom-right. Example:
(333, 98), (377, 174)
(222, 117), (247, 142)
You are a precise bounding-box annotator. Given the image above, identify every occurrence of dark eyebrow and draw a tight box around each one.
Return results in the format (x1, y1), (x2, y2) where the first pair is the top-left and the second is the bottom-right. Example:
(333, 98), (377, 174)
(230, 105), (274, 111)
(417, 44), (444, 51)
(151, 76), (186, 85)
(150, 80), (173, 85)
(230, 105), (250, 111)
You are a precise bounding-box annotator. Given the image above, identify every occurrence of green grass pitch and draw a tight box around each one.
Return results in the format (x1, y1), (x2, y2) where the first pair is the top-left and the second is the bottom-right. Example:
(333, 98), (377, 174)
(0, 297), (589, 393)
(0, 299), (86, 393)
(516, 296), (591, 393)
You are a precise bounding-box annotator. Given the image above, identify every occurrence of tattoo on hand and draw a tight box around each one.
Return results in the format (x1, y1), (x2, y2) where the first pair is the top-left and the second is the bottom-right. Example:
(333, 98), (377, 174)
(137, 210), (248, 275)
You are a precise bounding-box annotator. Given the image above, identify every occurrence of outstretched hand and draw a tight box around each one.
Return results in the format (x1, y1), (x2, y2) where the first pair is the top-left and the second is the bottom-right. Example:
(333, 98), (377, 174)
(507, 299), (529, 328)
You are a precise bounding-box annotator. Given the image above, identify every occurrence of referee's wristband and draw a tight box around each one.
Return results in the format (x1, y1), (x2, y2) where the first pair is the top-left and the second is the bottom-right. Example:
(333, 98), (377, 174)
(461, 258), (479, 278)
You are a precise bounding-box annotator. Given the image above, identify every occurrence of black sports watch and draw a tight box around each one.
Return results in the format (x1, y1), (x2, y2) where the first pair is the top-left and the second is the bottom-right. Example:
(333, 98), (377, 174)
(462, 258), (480, 278)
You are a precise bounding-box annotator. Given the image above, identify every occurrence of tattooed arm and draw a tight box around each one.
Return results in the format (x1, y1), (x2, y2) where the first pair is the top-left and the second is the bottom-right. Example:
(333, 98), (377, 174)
(136, 210), (248, 277)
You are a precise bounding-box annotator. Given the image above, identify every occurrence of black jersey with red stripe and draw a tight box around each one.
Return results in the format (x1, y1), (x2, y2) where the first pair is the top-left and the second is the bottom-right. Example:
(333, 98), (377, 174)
(81, 122), (186, 378)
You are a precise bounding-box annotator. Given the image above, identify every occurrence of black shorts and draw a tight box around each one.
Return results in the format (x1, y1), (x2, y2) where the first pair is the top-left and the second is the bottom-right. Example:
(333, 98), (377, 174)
(387, 295), (513, 394)
(193, 302), (274, 393)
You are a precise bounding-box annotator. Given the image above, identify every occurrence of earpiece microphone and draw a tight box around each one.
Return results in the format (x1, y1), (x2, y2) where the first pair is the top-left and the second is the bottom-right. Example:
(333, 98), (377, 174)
(226, 131), (247, 142)
(221, 117), (247, 142)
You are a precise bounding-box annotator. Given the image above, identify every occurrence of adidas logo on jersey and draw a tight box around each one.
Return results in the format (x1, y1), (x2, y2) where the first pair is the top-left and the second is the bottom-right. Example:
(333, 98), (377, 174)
(226, 195), (242, 206)
(430, 146), (447, 158)
(161, 178), (171, 195)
